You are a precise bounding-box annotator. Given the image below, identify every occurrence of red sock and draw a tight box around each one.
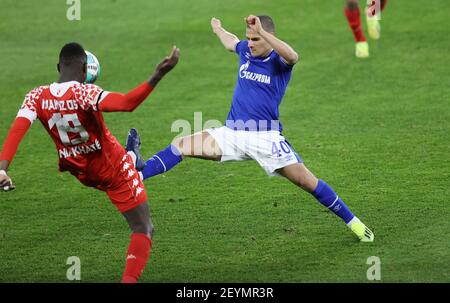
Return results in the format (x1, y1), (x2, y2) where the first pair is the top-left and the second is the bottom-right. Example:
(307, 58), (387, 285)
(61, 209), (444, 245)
(121, 233), (152, 283)
(381, 0), (388, 11)
(344, 6), (366, 42)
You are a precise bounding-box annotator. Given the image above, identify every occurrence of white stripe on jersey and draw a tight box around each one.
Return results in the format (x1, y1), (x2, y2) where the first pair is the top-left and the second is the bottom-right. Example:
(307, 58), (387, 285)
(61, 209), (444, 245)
(17, 108), (37, 123)
(97, 91), (110, 104)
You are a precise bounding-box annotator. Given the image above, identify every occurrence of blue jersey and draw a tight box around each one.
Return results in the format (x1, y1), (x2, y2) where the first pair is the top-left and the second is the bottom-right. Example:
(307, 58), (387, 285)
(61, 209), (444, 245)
(225, 40), (294, 132)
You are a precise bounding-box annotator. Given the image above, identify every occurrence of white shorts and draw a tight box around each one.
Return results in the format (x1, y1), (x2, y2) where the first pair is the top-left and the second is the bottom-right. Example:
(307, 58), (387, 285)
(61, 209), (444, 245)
(205, 126), (302, 176)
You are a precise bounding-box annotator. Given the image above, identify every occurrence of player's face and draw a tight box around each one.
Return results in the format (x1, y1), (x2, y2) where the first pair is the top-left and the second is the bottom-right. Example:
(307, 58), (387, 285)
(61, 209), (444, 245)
(246, 28), (272, 57)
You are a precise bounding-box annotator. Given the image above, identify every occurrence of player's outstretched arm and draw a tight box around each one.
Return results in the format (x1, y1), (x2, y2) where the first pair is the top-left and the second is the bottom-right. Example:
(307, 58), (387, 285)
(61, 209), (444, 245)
(246, 15), (299, 65)
(98, 46), (180, 112)
(211, 17), (240, 52)
(0, 117), (32, 191)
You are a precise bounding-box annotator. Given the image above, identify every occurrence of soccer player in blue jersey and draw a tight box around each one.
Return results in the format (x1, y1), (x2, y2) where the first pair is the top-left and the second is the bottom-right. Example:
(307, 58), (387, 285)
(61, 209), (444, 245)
(127, 15), (374, 242)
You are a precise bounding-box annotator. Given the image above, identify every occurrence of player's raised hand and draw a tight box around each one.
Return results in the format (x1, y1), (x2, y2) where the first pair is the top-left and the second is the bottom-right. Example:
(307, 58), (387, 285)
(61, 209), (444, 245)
(211, 17), (222, 33)
(0, 171), (15, 192)
(155, 46), (180, 77)
(245, 15), (262, 33)
(149, 46), (180, 87)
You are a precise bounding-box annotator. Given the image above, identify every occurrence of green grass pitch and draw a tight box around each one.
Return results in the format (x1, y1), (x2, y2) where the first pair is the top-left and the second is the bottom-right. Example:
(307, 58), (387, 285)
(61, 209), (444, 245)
(0, 0), (449, 282)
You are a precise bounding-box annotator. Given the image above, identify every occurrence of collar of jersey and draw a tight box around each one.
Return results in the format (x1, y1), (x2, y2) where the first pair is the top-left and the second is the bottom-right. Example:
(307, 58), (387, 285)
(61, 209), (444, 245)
(250, 49), (275, 61)
(50, 81), (80, 97)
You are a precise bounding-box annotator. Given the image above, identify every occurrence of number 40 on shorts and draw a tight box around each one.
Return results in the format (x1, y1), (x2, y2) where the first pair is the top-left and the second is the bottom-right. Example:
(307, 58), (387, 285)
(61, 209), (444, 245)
(272, 140), (292, 157)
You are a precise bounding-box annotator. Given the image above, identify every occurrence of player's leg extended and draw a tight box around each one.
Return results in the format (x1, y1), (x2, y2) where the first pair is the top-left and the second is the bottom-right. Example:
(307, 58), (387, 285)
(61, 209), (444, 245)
(172, 131), (222, 161)
(276, 163), (374, 242)
(128, 130), (222, 181)
(121, 201), (154, 283)
(344, 0), (369, 58)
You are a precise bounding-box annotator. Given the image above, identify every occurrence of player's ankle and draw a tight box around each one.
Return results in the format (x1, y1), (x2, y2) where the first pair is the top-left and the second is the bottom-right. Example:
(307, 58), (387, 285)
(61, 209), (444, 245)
(346, 216), (360, 228)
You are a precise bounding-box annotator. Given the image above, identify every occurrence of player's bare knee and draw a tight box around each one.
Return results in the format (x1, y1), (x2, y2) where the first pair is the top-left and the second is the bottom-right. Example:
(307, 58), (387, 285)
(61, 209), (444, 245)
(131, 220), (152, 236)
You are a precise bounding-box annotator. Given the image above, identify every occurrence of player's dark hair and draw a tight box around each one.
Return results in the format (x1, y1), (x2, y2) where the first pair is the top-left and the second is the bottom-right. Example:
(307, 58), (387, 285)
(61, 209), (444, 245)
(257, 15), (275, 33)
(59, 42), (86, 66)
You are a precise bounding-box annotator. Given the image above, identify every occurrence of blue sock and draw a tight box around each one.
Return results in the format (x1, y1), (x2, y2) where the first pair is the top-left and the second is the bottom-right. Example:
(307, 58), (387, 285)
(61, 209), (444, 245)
(311, 180), (355, 224)
(141, 145), (183, 180)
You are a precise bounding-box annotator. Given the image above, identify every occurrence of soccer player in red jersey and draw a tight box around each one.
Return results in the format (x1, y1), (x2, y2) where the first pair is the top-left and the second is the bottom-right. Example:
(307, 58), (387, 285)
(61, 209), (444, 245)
(344, 0), (388, 58)
(0, 43), (179, 283)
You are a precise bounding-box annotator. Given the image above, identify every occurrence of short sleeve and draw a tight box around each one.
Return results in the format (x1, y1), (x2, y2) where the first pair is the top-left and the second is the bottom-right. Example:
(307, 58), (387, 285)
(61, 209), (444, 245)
(17, 86), (45, 123)
(73, 83), (109, 111)
(275, 52), (295, 72)
(235, 40), (247, 55)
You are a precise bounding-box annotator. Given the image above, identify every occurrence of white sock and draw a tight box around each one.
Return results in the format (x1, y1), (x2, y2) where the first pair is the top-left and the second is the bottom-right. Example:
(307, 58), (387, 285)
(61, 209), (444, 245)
(347, 216), (360, 228)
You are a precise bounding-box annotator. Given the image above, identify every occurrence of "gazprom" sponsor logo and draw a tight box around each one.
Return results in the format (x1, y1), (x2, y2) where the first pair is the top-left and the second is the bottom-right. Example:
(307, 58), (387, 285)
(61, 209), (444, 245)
(239, 61), (271, 84)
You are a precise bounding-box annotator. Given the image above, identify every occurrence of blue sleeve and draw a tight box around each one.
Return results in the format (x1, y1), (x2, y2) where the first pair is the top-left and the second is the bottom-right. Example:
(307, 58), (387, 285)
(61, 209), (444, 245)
(274, 52), (295, 71)
(235, 40), (248, 55)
